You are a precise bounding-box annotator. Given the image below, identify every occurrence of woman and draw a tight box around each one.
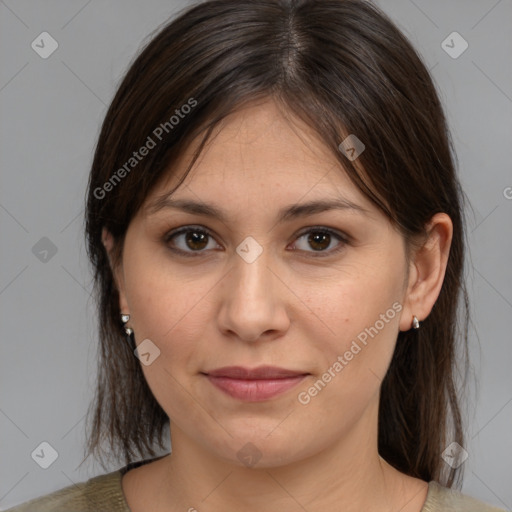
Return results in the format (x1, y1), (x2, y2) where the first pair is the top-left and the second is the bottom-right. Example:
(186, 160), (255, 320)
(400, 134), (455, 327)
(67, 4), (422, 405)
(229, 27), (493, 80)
(6, 0), (506, 510)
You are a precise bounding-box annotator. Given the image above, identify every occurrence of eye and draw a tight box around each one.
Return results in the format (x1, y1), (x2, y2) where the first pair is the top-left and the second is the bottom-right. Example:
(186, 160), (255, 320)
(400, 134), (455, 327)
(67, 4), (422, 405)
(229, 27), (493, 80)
(165, 226), (221, 256)
(290, 227), (348, 256)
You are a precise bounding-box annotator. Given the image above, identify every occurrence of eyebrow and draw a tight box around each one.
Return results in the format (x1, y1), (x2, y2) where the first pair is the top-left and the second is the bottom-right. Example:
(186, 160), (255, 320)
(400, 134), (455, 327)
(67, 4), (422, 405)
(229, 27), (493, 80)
(146, 195), (370, 223)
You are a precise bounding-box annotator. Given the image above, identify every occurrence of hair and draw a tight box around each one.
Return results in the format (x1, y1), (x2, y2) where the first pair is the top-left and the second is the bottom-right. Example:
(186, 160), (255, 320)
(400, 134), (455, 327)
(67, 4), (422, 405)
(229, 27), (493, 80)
(83, 0), (470, 488)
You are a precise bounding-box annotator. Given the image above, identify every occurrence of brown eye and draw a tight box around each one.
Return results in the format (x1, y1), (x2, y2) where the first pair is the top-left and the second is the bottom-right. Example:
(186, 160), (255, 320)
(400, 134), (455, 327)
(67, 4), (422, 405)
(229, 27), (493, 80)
(291, 228), (348, 256)
(184, 230), (209, 250)
(165, 227), (220, 255)
(308, 232), (331, 251)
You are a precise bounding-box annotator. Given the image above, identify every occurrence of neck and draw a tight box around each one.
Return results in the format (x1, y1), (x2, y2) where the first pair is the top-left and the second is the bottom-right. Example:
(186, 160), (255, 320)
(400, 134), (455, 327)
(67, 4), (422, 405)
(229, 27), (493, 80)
(152, 401), (427, 512)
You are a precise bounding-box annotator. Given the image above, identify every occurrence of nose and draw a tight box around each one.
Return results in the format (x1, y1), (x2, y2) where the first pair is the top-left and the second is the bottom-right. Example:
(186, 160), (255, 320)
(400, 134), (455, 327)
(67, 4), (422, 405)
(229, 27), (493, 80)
(216, 246), (290, 343)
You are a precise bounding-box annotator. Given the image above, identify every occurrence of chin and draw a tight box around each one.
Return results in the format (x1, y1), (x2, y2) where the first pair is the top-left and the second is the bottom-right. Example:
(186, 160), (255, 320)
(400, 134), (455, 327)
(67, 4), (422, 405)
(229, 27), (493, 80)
(206, 428), (315, 470)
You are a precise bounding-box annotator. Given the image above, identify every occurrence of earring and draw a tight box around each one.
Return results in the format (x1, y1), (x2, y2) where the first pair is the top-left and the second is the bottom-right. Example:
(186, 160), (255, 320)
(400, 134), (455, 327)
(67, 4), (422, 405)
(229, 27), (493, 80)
(121, 313), (134, 345)
(412, 315), (420, 329)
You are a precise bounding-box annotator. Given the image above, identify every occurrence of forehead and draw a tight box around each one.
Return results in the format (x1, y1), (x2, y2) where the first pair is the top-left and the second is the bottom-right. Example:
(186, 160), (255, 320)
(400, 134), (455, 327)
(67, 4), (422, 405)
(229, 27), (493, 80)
(144, 99), (374, 216)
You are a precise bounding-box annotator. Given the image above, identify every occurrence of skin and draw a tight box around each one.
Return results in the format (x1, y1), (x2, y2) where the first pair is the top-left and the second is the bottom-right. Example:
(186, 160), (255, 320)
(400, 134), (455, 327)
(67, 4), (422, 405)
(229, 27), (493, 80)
(103, 99), (453, 512)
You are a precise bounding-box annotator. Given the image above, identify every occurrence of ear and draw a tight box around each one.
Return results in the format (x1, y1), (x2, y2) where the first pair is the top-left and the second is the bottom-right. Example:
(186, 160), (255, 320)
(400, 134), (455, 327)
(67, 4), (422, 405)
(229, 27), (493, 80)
(102, 227), (130, 314)
(399, 213), (453, 331)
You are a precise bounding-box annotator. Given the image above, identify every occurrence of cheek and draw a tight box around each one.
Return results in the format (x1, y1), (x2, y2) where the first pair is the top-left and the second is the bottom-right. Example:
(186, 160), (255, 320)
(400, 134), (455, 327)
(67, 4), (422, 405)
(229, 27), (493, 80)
(123, 246), (209, 340)
(298, 259), (404, 397)
(122, 254), (213, 424)
(303, 259), (402, 341)
(294, 291), (401, 433)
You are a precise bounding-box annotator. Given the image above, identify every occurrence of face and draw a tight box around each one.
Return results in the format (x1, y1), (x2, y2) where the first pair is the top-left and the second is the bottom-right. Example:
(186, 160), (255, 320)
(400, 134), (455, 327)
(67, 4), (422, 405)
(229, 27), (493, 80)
(111, 99), (413, 468)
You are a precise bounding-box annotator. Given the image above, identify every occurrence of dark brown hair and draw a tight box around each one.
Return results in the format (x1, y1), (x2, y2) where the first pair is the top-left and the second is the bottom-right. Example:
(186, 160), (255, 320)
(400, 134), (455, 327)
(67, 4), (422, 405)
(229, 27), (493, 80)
(83, 0), (470, 488)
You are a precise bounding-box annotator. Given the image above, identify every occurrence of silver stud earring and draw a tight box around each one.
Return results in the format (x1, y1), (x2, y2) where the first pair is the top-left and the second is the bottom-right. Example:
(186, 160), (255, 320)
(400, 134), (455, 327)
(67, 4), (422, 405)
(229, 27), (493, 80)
(412, 315), (420, 329)
(121, 313), (134, 338)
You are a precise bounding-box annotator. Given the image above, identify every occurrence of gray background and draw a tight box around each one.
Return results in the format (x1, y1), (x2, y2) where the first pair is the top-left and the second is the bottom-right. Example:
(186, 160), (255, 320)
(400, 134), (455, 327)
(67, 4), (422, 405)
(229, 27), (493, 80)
(1, 0), (511, 509)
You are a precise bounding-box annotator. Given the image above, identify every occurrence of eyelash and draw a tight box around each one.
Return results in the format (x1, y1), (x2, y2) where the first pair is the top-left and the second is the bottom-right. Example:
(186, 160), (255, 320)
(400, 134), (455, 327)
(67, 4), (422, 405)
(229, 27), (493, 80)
(163, 225), (349, 258)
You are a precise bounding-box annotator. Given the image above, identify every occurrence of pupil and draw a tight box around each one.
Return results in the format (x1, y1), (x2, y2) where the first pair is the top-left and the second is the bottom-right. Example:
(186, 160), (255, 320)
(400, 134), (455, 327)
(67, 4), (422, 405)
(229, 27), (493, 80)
(309, 232), (330, 251)
(186, 231), (207, 250)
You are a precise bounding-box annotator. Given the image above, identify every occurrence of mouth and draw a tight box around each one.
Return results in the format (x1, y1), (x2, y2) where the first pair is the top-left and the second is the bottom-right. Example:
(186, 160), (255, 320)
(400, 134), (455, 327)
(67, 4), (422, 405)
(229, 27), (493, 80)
(201, 366), (310, 402)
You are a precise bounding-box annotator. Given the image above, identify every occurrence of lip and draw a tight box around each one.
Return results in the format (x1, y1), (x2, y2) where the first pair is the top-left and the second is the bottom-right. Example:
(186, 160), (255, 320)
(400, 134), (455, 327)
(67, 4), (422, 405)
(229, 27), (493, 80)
(203, 366), (309, 402)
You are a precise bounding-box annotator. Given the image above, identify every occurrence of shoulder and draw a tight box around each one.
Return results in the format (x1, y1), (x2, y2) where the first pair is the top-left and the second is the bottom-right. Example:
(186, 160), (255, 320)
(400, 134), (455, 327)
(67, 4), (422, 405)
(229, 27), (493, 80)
(423, 481), (507, 512)
(3, 469), (130, 512)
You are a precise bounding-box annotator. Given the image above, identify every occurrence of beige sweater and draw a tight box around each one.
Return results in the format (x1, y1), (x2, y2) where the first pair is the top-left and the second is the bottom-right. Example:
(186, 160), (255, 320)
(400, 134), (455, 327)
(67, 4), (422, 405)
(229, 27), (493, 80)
(4, 458), (506, 512)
